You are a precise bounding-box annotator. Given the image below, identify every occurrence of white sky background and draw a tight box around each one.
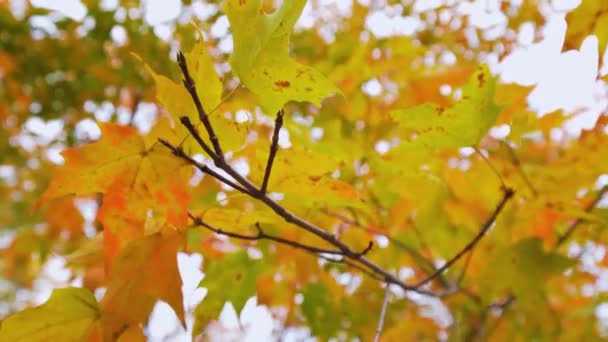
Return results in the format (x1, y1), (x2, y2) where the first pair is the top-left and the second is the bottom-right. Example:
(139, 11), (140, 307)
(13, 0), (608, 341)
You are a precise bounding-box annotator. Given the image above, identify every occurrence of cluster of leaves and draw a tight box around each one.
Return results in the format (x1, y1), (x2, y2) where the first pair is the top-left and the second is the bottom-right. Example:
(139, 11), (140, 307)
(1, 0), (608, 340)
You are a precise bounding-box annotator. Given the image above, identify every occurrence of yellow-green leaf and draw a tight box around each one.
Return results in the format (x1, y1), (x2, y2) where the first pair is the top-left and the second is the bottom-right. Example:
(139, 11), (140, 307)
(224, 0), (340, 114)
(0, 287), (100, 342)
(390, 64), (503, 149)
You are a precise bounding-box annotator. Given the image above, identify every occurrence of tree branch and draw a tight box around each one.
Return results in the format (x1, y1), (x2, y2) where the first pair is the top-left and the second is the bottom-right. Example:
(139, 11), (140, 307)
(158, 138), (249, 194)
(189, 213), (350, 255)
(374, 283), (391, 342)
(176, 51), (224, 159)
(261, 109), (284, 194)
(328, 210), (450, 287)
(415, 187), (514, 288)
(166, 53), (445, 297)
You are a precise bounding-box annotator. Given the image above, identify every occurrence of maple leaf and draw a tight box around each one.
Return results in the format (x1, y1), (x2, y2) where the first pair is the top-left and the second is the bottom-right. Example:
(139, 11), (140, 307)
(101, 232), (185, 341)
(38, 123), (189, 223)
(38, 122), (190, 266)
(390, 64), (503, 150)
(224, 0), (340, 114)
(0, 287), (100, 341)
(193, 250), (263, 335)
(564, 0), (608, 54)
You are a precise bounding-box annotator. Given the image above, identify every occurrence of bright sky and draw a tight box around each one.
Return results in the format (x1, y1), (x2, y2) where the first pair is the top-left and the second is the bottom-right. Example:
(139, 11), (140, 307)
(16, 0), (608, 340)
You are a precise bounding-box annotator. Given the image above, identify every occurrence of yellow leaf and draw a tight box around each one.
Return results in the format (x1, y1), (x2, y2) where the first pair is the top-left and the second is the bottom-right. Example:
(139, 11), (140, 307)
(224, 0), (340, 114)
(0, 287), (100, 342)
(185, 37), (223, 113)
(564, 0), (608, 54)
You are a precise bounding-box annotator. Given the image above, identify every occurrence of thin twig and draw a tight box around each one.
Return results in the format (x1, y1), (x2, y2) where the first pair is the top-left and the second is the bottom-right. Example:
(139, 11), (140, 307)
(474, 147), (506, 188)
(556, 185), (608, 246)
(456, 249), (474, 286)
(500, 141), (538, 197)
(190, 213), (382, 281)
(415, 187), (514, 288)
(328, 211), (449, 287)
(176, 51), (224, 158)
(158, 138), (248, 194)
(190, 213), (343, 255)
(261, 109), (284, 194)
(374, 283), (391, 342)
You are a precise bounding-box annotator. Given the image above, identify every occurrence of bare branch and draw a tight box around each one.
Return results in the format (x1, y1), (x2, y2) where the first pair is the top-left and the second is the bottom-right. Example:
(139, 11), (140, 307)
(158, 138), (249, 194)
(176, 51), (224, 158)
(166, 58), (447, 296)
(374, 283), (391, 342)
(261, 109), (284, 194)
(415, 187), (514, 288)
(328, 210), (449, 287)
(190, 213), (346, 255)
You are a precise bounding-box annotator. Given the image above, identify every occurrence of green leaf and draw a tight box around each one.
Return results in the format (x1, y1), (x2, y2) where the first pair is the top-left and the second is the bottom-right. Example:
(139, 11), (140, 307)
(301, 282), (341, 339)
(193, 250), (263, 335)
(480, 238), (575, 307)
(224, 0), (340, 114)
(0, 287), (100, 342)
(390, 64), (503, 149)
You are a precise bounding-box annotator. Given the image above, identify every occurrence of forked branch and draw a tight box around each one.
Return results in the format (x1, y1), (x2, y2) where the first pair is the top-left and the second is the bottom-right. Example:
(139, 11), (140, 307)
(261, 109), (284, 194)
(176, 51), (224, 159)
(165, 51), (490, 298)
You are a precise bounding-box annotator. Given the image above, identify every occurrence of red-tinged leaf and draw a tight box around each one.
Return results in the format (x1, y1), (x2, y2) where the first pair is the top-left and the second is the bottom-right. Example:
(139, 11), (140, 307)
(38, 123), (190, 228)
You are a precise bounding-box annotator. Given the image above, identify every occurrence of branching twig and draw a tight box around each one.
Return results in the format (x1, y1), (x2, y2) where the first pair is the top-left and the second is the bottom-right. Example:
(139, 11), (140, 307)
(328, 211), (450, 287)
(158, 138), (249, 194)
(374, 283), (391, 342)
(261, 109), (284, 194)
(176, 51), (224, 159)
(190, 213), (381, 280)
(415, 187), (514, 288)
(189, 213), (346, 255)
(167, 52), (444, 297)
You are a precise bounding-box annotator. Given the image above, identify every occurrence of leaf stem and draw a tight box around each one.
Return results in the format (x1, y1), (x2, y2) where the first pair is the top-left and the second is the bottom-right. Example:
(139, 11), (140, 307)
(415, 187), (514, 288)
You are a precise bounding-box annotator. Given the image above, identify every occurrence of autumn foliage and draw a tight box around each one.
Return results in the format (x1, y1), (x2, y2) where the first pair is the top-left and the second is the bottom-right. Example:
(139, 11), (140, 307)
(1, 0), (608, 341)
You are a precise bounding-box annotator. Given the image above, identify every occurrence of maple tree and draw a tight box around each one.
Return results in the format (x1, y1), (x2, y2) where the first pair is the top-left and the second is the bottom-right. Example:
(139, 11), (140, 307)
(1, 0), (608, 341)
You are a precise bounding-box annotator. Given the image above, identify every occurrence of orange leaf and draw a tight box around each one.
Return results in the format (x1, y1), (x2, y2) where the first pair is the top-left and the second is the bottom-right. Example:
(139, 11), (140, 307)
(101, 232), (185, 341)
